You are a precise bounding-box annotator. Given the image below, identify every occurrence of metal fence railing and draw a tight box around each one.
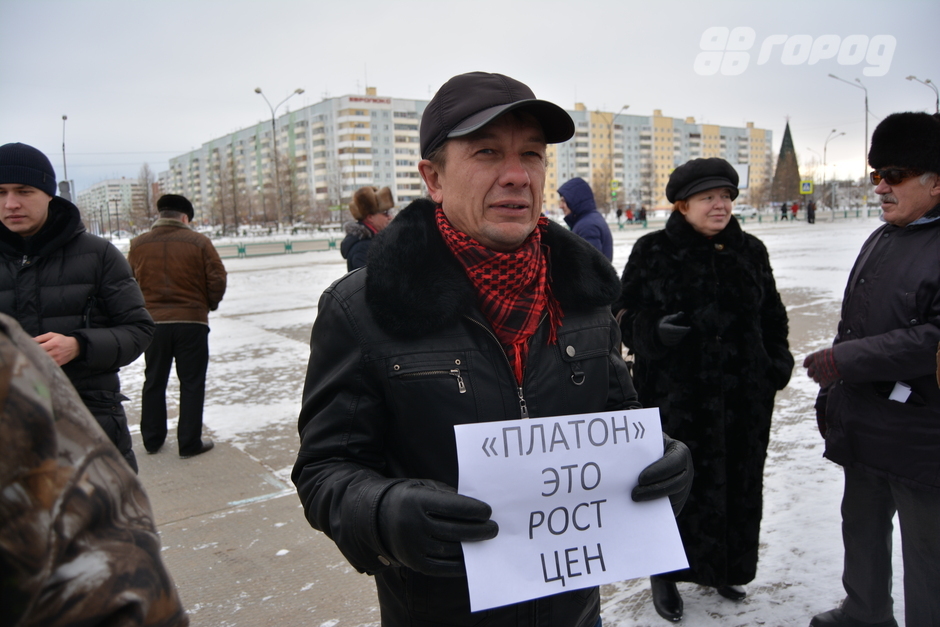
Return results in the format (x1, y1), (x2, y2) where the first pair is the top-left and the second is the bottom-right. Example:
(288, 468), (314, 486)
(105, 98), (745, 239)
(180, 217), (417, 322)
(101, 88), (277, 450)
(213, 238), (337, 259)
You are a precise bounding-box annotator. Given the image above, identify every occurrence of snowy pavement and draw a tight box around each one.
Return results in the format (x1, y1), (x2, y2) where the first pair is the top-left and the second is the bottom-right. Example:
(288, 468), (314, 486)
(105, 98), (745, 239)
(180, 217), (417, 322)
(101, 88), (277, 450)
(123, 214), (909, 626)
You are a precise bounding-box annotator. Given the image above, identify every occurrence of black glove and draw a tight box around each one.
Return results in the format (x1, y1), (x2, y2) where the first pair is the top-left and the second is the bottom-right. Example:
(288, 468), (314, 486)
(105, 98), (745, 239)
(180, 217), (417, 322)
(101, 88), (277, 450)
(631, 435), (693, 516)
(656, 313), (691, 347)
(377, 479), (498, 577)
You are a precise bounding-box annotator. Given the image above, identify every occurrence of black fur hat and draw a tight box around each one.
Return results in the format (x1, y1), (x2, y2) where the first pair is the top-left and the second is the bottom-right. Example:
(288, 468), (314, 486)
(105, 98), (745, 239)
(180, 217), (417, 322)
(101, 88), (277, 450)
(869, 112), (940, 172)
(666, 157), (740, 203)
(157, 194), (195, 220)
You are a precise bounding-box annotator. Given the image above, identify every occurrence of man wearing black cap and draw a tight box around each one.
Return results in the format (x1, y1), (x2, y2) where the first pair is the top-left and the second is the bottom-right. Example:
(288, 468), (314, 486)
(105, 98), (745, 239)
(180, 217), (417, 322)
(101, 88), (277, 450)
(128, 194), (226, 459)
(804, 112), (940, 627)
(292, 72), (693, 626)
(0, 142), (154, 472)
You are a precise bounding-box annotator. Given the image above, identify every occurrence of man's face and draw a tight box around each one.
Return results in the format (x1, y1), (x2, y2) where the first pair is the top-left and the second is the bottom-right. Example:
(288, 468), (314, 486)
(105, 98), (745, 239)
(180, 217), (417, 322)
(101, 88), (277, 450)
(0, 183), (51, 237)
(419, 113), (547, 252)
(873, 168), (940, 227)
(559, 196), (571, 216)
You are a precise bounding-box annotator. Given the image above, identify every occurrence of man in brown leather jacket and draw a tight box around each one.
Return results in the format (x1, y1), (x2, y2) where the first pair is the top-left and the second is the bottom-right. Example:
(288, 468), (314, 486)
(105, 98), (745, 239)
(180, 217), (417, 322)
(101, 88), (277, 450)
(128, 194), (226, 459)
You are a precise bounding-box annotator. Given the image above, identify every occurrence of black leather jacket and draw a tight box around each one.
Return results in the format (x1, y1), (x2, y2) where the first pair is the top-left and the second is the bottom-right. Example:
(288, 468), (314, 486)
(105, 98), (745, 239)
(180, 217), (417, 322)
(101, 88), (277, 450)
(293, 199), (639, 626)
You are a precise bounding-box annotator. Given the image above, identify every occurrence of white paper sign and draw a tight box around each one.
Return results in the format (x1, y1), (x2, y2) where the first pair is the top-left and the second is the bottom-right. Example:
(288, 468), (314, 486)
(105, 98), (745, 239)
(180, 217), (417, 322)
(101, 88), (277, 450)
(455, 408), (687, 612)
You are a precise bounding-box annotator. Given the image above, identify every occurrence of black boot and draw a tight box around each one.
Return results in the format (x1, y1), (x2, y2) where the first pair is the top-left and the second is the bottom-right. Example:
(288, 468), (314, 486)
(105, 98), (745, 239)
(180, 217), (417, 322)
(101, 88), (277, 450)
(809, 608), (898, 627)
(716, 585), (746, 601)
(650, 575), (683, 622)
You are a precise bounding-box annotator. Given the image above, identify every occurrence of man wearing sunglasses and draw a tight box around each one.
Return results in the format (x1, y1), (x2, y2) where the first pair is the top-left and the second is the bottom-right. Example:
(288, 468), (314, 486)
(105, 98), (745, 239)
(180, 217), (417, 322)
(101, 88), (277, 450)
(804, 111), (940, 627)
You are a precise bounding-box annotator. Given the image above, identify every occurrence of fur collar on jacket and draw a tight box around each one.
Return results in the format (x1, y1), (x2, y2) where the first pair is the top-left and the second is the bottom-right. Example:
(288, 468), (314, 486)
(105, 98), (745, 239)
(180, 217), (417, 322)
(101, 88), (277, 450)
(0, 196), (84, 257)
(365, 198), (620, 338)
(343, 220), (374, 240)
(664, 208), (745, 250)
(150, 218), (192, 230)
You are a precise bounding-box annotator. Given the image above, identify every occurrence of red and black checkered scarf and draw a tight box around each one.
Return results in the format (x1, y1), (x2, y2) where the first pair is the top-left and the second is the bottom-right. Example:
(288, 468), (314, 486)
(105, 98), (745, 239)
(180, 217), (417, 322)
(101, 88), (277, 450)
(436, 206), (564, 385)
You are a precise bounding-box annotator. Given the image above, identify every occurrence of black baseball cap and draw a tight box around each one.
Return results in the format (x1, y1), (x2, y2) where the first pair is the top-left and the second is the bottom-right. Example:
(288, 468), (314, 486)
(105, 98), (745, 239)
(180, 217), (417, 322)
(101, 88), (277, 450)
(420, 72), (575, 159)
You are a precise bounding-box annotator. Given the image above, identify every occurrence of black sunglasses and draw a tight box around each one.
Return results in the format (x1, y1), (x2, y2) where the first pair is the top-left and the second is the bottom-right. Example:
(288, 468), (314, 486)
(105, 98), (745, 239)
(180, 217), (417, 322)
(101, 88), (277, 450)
(870, 168), (923, 186)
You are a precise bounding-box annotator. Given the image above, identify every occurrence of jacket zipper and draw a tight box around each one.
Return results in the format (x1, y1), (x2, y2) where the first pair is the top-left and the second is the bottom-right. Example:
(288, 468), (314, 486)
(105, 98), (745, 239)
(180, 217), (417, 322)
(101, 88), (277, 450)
(400, 368), (466, 394)
(464, 314), (544, 420)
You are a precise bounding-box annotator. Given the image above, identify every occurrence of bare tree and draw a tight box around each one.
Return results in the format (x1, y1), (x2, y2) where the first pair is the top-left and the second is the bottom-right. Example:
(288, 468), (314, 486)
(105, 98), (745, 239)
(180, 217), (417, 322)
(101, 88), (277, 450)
(591, 170), (613, 216)
(131, 163), (156, 228)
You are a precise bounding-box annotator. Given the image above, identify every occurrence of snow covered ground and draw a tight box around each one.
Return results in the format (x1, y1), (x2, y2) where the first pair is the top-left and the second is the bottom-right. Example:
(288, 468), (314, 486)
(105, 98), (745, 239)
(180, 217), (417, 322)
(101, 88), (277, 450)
(119, 214), (909, 626)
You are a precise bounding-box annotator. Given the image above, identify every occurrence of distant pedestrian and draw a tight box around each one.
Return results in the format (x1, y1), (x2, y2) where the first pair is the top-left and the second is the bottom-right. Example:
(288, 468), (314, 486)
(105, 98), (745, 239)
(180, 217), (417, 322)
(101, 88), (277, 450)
(638, 206), (647, 223)
(128, 194), (227, 459)
(558, 176), (614, 261)
(780, 201), (789, 220)
(791, 201), (799, 219)
(807, 199), (817, 224)
(626, 207), (635, 223)
(805, 111), (940, 627)
(340, 186), (394, 272)
(616, 206), (623, 224)
(0, 142), (154, 472)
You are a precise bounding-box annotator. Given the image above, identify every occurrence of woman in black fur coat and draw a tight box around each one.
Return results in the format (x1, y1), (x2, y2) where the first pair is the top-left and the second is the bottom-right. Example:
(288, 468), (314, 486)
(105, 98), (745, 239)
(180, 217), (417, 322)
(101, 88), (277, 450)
(614, 158), (793, 622)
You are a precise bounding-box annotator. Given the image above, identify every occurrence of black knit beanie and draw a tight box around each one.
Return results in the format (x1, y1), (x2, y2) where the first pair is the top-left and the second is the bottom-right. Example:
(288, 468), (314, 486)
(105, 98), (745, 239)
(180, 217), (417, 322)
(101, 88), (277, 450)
(0, 143), (57, 197)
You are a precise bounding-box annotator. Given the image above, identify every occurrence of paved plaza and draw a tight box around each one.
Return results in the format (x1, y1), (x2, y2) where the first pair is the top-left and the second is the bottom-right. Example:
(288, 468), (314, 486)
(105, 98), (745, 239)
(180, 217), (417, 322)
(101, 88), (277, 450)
(122, 215), (907, 626)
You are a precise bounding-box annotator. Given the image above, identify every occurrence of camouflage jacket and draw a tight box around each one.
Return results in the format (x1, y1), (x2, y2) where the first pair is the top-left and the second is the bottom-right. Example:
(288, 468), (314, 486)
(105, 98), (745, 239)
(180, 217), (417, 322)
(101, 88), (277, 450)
(0, 313), (188, 626)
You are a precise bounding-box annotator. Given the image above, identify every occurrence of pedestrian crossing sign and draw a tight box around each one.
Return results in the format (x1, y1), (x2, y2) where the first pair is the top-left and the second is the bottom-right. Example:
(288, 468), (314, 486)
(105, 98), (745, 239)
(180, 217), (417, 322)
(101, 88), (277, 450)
(800, 180), (814, 194)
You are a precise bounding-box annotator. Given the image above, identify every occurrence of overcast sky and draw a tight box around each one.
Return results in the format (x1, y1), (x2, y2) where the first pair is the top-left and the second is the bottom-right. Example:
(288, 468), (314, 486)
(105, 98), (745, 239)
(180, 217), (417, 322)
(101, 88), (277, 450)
(2, 0), (938, 193)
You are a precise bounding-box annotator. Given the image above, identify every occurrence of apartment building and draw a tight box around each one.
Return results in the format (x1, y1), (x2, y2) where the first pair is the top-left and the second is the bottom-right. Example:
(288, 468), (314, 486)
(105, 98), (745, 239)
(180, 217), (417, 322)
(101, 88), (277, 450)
(159, 87), (427, 226)
(75, 177), (146, 236)
(160, 91), (772, 224)
(548, 106), (773, 211)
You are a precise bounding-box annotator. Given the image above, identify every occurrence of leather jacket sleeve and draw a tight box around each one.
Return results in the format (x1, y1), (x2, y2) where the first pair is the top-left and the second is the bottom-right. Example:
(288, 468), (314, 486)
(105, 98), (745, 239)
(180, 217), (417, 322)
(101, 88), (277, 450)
(292, 284), (401, 573)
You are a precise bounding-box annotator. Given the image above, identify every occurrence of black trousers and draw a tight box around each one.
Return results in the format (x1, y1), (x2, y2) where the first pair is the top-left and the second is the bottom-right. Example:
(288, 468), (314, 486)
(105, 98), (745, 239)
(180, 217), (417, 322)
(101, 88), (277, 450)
(140, 323), (209, 456)
(82, 390), (138, 473)
(840, 467), (940, 626)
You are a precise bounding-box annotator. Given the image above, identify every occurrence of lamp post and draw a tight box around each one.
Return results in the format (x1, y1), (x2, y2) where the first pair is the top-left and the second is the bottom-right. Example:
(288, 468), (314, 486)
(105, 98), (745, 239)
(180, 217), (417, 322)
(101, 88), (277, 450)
(106, 197), (116, 239)
(59, 115), (71, 201)
(828, 74), (869, 181)
(824, 129), (845, 210)
(606, 104), (629, 212)
(254, 87), (304, 230)
(906, 75), (939, 113)
(806, 146), (822, 190)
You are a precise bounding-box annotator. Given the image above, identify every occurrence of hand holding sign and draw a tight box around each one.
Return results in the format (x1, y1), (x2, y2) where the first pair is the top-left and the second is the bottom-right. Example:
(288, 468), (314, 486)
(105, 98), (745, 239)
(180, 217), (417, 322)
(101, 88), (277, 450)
(456, 408), (688, 611)
(378, 479), (498, 577)
(631, 435), (693, 515)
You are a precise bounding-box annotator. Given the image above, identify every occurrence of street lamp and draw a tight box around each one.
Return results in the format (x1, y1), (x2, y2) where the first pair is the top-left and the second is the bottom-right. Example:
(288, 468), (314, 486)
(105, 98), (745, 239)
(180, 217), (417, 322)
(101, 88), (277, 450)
(806, 146), (822, 186)
(828, 74), (869, 181)
(824, 129), (845, 210)
(906, 75), (939, 113)
(254, 86), (304, 229)
(606, 104), (629, 211)
(60, 115), (71, 201)
(107, 197), (117, 239)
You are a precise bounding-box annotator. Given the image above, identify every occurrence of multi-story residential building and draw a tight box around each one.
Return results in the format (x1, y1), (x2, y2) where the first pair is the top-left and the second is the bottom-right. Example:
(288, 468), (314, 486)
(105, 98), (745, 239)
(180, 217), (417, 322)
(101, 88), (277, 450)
(75, 177), (147, 236)
(159, 87), (427, 228)
(159, 90), (773, 225)
(548, 106), (773, 211)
